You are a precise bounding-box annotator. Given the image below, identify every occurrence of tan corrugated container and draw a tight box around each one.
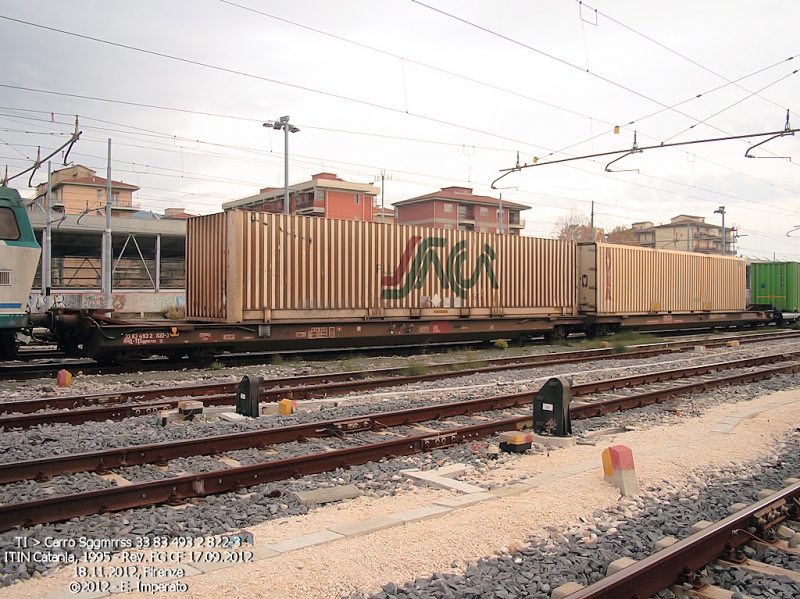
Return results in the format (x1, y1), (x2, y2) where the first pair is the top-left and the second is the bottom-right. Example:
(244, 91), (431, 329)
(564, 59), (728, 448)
(577, 242), (746, 315)
(186, 211), (576, 323)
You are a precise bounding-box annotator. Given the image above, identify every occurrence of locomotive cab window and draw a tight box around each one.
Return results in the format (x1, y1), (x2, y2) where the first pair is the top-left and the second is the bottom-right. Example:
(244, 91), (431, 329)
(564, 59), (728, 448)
(0, 207), (21, 240)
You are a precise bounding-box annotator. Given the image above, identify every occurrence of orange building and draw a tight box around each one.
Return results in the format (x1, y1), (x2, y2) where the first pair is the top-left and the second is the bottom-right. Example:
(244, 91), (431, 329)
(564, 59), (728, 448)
(393, 186), (528, 235)
(29, 165), (140, 217)
(223, 173), (379, 222)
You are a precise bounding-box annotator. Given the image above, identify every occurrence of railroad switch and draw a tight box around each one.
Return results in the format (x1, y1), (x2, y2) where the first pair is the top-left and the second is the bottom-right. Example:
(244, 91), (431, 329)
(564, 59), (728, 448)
(533, 377), (573, 437)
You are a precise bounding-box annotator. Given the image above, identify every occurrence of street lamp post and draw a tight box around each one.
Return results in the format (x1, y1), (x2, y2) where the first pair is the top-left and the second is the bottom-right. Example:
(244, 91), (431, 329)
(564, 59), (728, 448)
(263, 116), (299, 215)
(714, 206), (726, 255)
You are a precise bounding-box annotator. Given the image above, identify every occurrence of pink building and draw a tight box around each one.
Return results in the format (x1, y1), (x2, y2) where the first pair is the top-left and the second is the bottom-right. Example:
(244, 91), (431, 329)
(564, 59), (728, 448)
(393, 186), (527, 235)
(223, 173), (379, 222)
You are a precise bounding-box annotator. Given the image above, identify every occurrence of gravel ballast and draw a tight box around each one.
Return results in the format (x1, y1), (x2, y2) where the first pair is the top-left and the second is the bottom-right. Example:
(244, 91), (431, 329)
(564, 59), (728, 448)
(1, 339), (800, 598)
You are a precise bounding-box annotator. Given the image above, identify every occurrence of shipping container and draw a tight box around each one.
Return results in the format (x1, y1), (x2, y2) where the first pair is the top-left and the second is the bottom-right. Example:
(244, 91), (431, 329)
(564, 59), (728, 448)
(187, 211), (576, 323)
(577, 243), (746, 315)
(749, 262), (800, 311)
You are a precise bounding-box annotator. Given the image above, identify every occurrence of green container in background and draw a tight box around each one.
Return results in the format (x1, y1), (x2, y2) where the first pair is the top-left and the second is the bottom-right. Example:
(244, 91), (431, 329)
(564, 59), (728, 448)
(750, 262), (800, 311)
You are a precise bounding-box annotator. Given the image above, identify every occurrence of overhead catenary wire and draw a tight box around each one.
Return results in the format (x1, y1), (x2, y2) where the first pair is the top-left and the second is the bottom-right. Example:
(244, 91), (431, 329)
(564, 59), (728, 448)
(1, 8), (800, 258)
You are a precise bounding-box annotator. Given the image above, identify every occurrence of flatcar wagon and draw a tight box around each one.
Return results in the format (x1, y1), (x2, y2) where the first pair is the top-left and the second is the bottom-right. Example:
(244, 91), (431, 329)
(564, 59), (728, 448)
(32, 210), (772, 365)
(0, 186), (41, 359)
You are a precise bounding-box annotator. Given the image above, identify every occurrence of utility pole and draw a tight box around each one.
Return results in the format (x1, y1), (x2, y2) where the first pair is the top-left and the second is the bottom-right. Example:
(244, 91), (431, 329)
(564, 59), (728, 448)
(103, 139), (113, 309)
(42, 162), (52, 307)
(374, 170), (392, 223)
(498, 193), (503, 234)
(263, 116), (299, 215)
(589, 201), (595, 241)
(714, 206), (726, 255)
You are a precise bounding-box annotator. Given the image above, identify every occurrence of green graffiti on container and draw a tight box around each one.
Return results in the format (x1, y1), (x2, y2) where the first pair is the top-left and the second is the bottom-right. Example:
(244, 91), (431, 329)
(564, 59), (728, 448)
(381, 237), (498, 300)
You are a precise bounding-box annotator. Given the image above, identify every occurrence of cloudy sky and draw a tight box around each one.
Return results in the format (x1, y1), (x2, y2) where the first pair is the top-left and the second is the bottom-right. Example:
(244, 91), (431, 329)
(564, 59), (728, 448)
(1, 0), (799, 259)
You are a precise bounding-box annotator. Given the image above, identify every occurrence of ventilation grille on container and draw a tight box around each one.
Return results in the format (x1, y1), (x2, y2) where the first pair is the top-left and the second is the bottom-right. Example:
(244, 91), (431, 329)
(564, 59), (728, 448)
(0, 271), (10, 286)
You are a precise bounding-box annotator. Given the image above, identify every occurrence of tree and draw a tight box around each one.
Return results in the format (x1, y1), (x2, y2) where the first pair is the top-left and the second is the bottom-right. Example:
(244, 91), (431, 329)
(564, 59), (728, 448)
(605, 225), (637, 245)
(552, 209), (602, 242)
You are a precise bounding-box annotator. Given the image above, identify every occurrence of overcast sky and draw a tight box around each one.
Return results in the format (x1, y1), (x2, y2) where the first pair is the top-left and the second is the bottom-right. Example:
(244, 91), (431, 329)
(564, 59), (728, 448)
(2, 0), (799, 259)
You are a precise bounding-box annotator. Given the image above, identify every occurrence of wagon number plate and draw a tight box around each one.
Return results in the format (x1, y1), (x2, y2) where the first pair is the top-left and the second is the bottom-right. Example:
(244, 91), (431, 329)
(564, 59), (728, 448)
(122, 332), (170, 345)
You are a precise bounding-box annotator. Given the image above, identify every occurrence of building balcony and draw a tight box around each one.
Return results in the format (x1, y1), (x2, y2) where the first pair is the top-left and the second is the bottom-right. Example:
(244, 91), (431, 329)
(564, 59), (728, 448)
(295, 205), (325, 216)
(508, 219), (525, 229)
(110, 202), (141, 212)
(457, 207), (475, 224)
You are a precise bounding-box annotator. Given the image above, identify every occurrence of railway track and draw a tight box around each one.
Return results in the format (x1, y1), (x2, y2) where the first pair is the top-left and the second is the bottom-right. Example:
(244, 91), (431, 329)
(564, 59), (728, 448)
(3, 330), (800, 427)
(3, 329), (798, 382)
(567, 483), (800, 599)
(1, 345), (798, 430)
(1, 353), (798, 530)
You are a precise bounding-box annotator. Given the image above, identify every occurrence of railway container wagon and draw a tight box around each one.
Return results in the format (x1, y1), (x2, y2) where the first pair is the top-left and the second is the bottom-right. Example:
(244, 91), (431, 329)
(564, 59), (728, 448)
(30, 212), (772, 365)
(749, 262), (800, 313)
(187, 210), (577, 324)
(0, 186), (41, 358)
(577, 242), (750, 333)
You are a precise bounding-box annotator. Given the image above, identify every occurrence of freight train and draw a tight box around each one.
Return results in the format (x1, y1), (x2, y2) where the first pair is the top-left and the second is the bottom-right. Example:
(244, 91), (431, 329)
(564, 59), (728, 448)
(1, 198), (777, 365)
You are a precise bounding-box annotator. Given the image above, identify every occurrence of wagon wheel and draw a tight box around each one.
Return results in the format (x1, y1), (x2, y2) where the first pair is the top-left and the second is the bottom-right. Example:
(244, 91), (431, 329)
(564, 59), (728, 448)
(188, 348), (217, 365)
(110, 350), (149, 367)
(0, 332), (18, 360)
(162, 351), (187, 362)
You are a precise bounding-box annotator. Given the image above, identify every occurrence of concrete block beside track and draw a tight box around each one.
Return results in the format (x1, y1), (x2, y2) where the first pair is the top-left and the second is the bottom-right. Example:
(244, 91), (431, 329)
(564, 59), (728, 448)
(264, 530), (345, 554)
(293, 484), (362, 506)
(329, 515), (402, 538)
(392, 505), (452, 524)
(435, 492), (498, 509)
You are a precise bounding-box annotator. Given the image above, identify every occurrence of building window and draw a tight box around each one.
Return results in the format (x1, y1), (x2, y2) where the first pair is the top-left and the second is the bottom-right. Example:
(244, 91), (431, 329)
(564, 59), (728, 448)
(354, 194), (359, 204)
(496, 210), (501, 218)
(443, 204), (453, 213)
(354, 215), (359, 221)
(96, 189), (102, 199)
(480, 226), (487, 232)
(480, 207), (488, 217)
(444, 223), (453, 229)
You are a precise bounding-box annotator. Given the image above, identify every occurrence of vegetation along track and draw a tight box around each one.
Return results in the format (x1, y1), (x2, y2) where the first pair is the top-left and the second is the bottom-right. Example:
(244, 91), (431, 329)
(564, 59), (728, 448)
(1, 352), (798, 530)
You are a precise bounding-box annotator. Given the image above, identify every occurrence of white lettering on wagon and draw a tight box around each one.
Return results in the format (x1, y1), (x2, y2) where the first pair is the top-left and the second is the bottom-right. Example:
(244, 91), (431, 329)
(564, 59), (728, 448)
(122, 332), (170, 346)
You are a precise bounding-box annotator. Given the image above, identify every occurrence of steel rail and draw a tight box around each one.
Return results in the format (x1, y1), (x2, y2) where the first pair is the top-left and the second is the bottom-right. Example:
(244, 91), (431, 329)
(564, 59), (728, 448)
(570, 361), (800, 419)
(0, 357), (797, 487)
(567, 482), (800, 599)
(1, 361), (797, 529)
(0, 350), (797, 430)
(0, 418), (527, 531)
(0, 345), (633, 414)
(0, 391), (536, 484)
(3, 328), (797, 383)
